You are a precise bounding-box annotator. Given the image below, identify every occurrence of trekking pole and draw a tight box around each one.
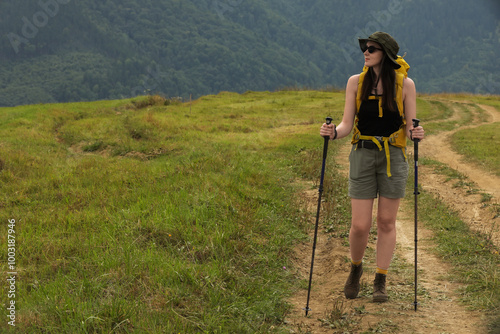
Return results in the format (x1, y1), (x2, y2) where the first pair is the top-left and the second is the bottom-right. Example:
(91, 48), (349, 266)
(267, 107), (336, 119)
(304, 116), (333, 316)
(412, 118), (420, 312)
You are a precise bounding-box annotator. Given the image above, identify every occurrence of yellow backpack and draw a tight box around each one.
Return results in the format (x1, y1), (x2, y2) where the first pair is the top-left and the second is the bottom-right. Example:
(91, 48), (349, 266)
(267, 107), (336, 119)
(351, 56), (410, 177)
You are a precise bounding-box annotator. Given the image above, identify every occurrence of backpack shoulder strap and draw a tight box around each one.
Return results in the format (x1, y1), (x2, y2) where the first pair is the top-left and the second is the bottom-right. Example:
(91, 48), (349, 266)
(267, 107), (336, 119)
(394, 56), (410, 119)
(356, 68), (368, 113)
(395, 72), (405, 119)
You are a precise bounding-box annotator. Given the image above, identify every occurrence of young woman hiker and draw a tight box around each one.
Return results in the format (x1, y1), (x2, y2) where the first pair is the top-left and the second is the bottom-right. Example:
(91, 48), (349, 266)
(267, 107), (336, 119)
(320, 31), (425, 302)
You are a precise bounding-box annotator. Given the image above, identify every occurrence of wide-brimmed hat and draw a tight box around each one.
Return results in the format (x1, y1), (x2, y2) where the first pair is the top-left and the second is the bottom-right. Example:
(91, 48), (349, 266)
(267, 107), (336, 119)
(358, 31), (401, 69)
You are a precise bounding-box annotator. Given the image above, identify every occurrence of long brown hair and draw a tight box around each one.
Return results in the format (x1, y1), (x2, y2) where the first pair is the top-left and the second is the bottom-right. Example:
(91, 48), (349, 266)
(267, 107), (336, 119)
(360, 56), (397, 112)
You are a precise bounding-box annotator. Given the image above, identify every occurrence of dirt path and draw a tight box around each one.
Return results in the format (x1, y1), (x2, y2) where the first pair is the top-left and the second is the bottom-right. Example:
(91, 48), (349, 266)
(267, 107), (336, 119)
(419, 103), (500, 247)
(286, 99), (499, 333)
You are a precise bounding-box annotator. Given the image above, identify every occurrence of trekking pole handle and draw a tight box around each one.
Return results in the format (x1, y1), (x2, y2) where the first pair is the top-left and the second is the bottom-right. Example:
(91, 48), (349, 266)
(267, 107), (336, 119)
(412, 118), (420, 161)
(323, 116), (333, 136)
(321, 116), (333, 159)
(412, 118), (420, 143)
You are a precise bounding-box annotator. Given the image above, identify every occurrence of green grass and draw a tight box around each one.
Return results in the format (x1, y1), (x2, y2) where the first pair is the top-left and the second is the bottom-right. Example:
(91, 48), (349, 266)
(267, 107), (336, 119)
(0, 91), (346, 333)
(415, 189), (500, 311)
(415, 97), (453, 123)
(451, 123), (500, 176)
(448, 94), (500, 111)
(0, 91), (498, 333)
(410, 158), (500, 332)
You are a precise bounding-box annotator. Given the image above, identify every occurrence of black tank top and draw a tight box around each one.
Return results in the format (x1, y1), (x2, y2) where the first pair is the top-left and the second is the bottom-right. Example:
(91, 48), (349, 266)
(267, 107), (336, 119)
(357, 96), (402, 137)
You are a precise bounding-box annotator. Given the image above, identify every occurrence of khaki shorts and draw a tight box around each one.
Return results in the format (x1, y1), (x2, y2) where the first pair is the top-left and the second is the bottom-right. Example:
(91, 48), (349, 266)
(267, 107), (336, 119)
(348, 144), (409, 199)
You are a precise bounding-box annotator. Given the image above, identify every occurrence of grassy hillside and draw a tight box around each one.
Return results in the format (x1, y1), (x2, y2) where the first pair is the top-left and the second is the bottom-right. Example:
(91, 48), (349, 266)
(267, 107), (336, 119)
(0, 90), (346, 332)
(0, 91), (498, 332)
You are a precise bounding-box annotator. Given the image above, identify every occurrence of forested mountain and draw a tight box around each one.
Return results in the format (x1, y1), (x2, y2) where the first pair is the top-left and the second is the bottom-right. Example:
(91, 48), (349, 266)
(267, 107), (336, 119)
(0, 0), (499, 106)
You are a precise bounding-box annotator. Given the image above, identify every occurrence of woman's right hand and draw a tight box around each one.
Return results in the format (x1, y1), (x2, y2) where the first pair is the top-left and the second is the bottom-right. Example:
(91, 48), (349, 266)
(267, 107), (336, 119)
(320, 123), (335, 139)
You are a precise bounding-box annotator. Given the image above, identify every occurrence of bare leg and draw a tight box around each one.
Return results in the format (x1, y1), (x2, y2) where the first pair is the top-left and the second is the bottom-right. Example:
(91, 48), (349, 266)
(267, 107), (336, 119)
(344, 198), (374, 299)
(349, 198), (375, 262)
(375, 196), (400, 270)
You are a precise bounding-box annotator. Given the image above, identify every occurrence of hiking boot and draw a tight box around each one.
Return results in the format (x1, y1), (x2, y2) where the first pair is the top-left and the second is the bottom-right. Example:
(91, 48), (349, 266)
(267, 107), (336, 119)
(373, 273), (388, 302)
(344, 263), (363, 299)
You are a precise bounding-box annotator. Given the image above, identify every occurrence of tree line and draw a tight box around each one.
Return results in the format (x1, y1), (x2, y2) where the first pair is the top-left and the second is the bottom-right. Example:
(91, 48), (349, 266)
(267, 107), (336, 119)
(0, 0), (499, 106)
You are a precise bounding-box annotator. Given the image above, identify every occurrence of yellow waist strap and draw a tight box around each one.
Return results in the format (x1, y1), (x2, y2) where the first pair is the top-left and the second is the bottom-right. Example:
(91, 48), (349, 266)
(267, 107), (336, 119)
(355, 135), (406, 177)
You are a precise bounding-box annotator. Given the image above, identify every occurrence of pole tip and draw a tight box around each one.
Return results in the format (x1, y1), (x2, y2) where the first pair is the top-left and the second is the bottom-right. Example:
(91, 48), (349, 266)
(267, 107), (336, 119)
(303, 307), (311, 316)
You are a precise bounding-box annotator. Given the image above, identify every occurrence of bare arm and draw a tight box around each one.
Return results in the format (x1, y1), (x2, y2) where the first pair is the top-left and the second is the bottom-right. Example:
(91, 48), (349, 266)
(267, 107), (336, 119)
(403, 77), (424, 140)
(320, 74), (359, 140)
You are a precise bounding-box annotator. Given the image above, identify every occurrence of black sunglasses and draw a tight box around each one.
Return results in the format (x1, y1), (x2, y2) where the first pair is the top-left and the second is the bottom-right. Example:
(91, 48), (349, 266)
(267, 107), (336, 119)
(362, 45), (383, 53)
